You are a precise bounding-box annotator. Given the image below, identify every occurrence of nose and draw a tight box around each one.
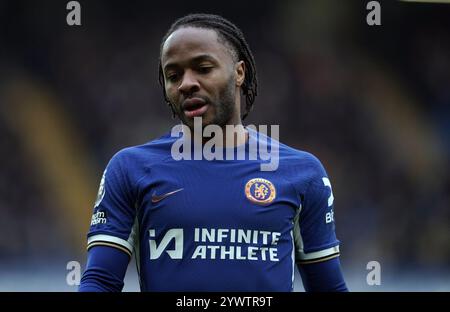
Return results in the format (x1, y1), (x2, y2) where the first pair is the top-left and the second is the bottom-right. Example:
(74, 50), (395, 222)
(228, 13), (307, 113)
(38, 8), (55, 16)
(178, 70), (200, 95)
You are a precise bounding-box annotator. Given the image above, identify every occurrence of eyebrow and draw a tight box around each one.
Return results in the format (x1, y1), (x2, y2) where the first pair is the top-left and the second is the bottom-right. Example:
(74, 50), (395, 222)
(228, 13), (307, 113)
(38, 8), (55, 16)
(163, 54), (218, 72)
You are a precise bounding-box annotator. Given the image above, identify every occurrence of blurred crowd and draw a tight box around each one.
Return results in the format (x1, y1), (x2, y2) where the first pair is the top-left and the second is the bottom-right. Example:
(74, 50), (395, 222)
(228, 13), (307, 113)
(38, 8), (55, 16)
(0, 0), (449, 277)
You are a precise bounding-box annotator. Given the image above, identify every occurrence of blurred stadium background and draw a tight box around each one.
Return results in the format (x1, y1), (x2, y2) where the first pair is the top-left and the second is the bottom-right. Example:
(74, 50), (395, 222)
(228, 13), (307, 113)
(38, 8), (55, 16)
(0, 0), (449, 291)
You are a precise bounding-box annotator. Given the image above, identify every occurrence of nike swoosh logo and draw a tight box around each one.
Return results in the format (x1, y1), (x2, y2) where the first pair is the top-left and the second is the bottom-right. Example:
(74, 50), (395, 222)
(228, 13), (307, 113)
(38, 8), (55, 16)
(151, 188), (184, 203)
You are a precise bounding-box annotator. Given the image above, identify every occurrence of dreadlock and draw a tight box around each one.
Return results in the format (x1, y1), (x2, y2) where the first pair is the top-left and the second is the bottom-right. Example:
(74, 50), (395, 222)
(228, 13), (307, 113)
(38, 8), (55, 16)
(158, 13), (258, 120)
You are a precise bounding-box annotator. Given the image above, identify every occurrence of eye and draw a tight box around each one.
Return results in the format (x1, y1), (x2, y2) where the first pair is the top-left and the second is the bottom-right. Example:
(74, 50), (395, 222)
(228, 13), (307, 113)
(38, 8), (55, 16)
(197, 65), (213, 74)
(166, 73), (179, 82)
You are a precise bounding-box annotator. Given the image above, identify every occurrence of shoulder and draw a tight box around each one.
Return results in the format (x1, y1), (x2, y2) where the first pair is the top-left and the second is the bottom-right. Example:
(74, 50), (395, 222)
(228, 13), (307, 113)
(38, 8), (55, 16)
(276, 141), (329, 193)
(105, 131), (177, 180)
(249, 128), (323, 167)
(110, 131), (176, 165)
(248, 127), (326, 177)
(281, 146), (326, 177)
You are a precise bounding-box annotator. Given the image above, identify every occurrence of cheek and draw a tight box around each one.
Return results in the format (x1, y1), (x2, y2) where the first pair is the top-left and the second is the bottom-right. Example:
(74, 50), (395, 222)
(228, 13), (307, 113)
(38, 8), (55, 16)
(207, 74), (233, 97)
(165, 85), (179, 102)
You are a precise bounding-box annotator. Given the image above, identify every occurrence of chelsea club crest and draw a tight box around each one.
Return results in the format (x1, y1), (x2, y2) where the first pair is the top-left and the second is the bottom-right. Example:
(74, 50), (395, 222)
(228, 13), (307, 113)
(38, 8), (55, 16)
(245, 178), (276, 205)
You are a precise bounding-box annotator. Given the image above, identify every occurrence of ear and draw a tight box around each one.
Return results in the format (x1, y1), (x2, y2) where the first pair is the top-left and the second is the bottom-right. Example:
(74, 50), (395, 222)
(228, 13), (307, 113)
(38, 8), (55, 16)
(235, 61), (245, 87)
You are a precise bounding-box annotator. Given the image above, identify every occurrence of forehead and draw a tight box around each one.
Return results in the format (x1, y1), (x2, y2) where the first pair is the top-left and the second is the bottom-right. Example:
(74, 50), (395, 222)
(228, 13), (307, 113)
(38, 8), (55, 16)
(161, 27), (232, 67)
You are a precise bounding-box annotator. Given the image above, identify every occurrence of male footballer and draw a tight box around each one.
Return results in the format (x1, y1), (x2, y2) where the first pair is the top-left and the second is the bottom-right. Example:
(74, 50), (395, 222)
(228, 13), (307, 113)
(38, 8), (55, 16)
(79, 13), (347, 292)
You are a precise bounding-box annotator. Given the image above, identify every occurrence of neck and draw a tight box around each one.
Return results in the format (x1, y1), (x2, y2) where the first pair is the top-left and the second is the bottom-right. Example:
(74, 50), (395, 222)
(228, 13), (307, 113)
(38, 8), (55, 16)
(218, 96), (247, 147)
(196, 122), (248, 148)
(219, 122), (248, 148)
(184, 118), (248, 148)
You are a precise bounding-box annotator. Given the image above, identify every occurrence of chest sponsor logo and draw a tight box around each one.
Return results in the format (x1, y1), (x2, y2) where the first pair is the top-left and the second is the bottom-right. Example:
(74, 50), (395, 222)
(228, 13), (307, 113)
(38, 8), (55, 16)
(148, 228), (281, 262)
(149, 228), (183, 259)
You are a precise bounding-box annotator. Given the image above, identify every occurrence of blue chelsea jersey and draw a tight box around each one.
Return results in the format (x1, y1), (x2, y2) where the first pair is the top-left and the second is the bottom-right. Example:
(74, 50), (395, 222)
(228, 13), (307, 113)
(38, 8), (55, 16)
(86, 128), (340, 291)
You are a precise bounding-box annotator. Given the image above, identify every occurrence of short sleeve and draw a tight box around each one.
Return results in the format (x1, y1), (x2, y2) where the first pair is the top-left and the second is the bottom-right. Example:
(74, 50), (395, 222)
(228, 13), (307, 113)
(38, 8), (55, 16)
(293, 156), (340, 264)
(86, 151), (138, 257)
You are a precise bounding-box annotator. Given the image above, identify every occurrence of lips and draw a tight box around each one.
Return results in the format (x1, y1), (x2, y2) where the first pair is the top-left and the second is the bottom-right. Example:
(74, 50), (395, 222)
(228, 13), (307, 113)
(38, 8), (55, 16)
(182, 97), (209, 118)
